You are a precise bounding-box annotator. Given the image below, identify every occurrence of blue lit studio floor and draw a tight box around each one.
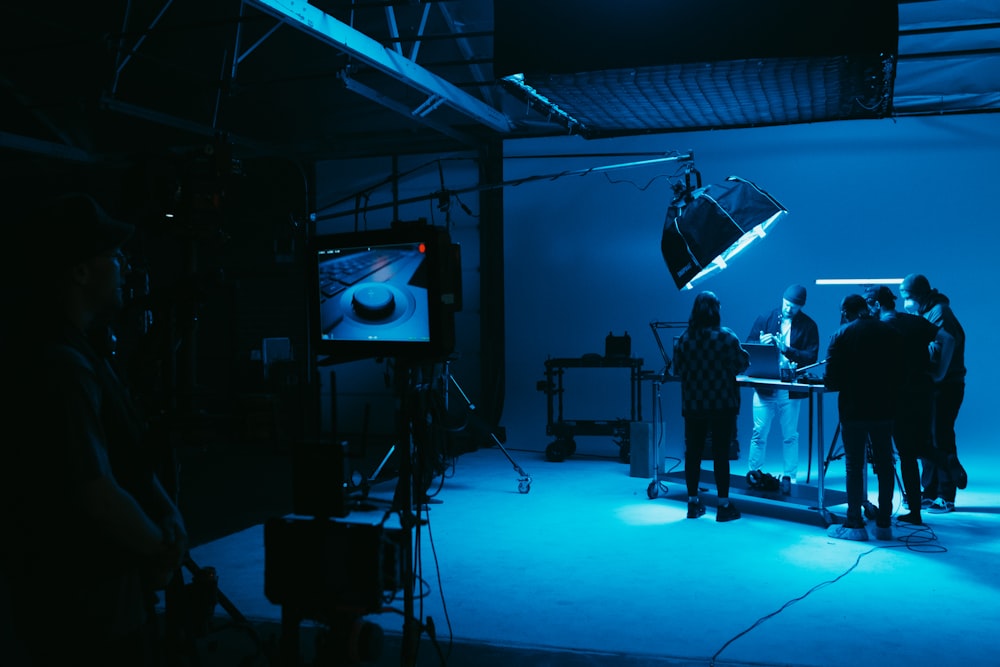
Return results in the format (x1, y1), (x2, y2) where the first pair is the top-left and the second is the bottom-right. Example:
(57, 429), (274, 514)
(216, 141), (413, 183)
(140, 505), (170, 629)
(165, 441), (1000, 667)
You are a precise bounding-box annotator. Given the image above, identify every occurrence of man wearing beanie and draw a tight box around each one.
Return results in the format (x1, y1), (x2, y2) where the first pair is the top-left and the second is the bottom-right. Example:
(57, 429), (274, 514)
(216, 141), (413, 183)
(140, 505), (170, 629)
(865, 284), (957, 525)
(824, 294), (903, 541)
(899, 273), (968, 513)
(745, 284), (820, 486)
(1, 193), (187, 665)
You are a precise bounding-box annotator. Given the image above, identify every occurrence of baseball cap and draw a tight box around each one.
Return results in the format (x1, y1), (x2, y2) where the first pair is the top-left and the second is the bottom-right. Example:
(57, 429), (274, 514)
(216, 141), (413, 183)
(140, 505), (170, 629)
(31, 192), (134, 266)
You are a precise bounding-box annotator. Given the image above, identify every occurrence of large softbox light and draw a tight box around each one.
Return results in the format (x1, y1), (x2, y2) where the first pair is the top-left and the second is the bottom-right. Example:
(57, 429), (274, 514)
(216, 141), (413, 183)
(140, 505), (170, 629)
(661, 176), (787, 291)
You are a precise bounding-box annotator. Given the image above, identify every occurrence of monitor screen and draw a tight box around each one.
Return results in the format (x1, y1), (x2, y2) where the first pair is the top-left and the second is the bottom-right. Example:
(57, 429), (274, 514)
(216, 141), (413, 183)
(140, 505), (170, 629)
(310, 226), (457, 362)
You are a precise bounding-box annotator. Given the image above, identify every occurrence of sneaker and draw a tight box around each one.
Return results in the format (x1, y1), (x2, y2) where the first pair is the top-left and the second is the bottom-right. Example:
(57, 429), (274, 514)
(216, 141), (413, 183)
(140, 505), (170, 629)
(870, 524), (893, 541)
(687, 499), (706, 519)
(827, 524), (869, 541)
(927, 498), (955, 514)
(896, 512), (923, 526)
(780, 475), (792, 495)
(948, 455), (968, 490)
(716, 501), (741, 522)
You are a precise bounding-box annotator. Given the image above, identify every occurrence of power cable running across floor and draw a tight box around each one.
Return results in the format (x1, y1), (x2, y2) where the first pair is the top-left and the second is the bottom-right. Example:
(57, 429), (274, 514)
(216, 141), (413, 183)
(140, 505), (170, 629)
(708, 534), (936, 666)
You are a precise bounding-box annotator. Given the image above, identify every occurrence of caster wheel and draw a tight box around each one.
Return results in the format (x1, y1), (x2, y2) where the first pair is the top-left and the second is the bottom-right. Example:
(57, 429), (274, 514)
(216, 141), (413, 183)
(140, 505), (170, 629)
(518, 479), (531, 494)
(646, 481), (659, 499)
(546, 440), (568, 462)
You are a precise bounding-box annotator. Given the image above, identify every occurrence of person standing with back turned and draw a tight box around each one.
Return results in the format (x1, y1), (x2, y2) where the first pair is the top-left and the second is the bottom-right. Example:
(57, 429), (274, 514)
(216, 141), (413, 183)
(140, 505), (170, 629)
(824, 294), (903, 541)
(745, 284), (819, 487)
(864, 284), (955, 525)
(899, 273), (968, 514)
(673, 291), (750, 522)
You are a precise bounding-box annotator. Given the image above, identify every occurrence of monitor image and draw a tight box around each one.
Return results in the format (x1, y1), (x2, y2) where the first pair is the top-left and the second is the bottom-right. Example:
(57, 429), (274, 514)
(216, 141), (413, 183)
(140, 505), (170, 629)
(309, 225), (458, 362)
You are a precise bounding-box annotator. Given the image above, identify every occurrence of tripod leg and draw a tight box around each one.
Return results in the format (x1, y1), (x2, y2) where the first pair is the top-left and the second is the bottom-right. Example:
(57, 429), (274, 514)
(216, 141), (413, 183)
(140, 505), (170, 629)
(183, 556), (249, 627)
(449, 371), (531, 493)
(824, 422), (843, 474)
(487, 430), (532, 493)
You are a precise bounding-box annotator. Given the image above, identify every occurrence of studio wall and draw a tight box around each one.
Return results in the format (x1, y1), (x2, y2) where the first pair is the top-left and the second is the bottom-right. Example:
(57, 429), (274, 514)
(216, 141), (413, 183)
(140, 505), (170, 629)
(501, 114), (999, 467)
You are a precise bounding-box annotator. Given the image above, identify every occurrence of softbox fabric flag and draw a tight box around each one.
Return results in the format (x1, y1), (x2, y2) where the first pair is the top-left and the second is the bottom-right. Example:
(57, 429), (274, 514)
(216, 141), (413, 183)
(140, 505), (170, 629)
(661, 176), (786, 290)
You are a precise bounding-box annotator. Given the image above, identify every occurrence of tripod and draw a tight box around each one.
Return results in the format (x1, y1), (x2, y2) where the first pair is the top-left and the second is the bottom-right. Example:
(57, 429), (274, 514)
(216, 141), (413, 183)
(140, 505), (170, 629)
(443, 360), (531, 494)
(393, 359), (447, 667)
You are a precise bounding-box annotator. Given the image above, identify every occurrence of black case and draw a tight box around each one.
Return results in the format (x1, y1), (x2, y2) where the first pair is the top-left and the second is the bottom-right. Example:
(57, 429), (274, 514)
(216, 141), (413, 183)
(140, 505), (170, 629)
(605, 331), (631, 358)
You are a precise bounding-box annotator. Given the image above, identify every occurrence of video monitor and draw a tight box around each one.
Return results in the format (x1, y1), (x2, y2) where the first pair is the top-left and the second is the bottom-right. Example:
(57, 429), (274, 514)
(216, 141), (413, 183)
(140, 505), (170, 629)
(309, 225), (458, 362)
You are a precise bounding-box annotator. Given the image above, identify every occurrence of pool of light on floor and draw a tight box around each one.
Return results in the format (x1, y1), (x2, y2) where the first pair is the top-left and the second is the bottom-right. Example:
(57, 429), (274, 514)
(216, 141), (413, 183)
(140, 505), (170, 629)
(614, 501), (687, 525)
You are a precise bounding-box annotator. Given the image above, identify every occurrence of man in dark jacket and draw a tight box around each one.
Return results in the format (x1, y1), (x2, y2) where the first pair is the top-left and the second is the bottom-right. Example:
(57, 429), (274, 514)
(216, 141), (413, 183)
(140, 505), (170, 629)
(864, 285), (956, 525)
(899, 273), (968, 513)
(745, 284), (819, 486)
(824, 294), (903, 541)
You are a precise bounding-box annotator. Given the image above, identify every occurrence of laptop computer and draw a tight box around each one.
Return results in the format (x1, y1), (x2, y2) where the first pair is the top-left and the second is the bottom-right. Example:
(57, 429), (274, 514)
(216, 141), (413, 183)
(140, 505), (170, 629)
(742, 342), (784, 380)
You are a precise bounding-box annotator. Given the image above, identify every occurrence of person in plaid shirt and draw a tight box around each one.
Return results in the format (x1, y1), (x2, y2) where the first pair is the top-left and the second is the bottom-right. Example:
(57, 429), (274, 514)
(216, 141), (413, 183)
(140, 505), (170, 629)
(673, 291), (750, 522)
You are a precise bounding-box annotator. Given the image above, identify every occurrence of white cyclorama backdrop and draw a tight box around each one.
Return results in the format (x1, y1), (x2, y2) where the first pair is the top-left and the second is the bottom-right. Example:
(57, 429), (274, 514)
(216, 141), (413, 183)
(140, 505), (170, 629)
(502, 113), (998, 464)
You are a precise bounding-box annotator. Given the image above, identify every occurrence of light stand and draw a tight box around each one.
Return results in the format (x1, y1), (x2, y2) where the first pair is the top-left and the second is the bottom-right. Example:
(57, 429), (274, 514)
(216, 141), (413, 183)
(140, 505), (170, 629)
(444, 359), (532, 494)
(644, 321), (686, 499)
(393, 360), (421, 667)
(644, 371), (670, 499)
(350, 442), (398, 505)
(392, 359), (449, 667)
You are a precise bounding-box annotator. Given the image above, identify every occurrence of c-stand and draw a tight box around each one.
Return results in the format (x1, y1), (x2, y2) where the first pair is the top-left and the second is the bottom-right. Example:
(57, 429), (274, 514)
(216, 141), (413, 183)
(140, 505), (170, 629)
(391, 359), (449, 667)
(442, 359), (531, 494)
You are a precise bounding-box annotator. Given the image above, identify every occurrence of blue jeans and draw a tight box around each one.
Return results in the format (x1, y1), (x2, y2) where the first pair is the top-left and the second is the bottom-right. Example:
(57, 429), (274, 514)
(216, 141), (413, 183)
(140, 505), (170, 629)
(748, 390), (801, 479)
(841, 419), (895, 528)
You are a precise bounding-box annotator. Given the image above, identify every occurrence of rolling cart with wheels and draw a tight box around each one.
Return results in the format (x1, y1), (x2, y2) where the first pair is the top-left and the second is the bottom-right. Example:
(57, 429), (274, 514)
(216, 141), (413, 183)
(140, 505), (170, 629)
(538, 355), (643, 462)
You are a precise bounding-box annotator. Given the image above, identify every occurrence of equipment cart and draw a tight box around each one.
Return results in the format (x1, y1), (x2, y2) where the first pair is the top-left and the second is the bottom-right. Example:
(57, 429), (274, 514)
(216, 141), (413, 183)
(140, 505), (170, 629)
(538, 355), (644, 462)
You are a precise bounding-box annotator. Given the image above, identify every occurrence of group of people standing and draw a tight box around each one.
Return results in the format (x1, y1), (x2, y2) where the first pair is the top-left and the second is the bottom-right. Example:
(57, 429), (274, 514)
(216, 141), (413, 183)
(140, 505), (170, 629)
(672, 280), (967, 538)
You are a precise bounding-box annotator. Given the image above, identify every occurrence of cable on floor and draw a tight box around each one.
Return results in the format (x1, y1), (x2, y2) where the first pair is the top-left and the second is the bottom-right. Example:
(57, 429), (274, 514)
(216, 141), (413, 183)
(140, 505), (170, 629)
(708, 540), (913, 667)
(891, 519), (945, 553)
(424, 512), (453, 665)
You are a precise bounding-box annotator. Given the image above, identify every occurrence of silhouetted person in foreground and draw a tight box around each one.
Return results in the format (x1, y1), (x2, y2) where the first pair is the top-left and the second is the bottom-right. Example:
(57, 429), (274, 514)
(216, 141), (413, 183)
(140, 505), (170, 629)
(1, 193), (187, 666)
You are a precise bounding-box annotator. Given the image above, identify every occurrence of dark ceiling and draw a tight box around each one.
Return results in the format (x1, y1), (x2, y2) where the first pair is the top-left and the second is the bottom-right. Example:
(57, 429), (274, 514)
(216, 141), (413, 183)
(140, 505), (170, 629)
(2, 1), (999, 172)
